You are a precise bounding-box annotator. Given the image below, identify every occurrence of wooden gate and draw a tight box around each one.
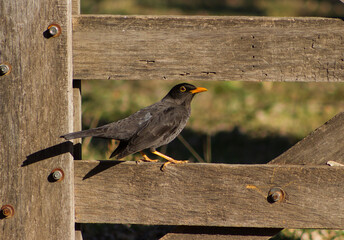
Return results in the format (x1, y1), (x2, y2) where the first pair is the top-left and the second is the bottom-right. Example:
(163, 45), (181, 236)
(1, 0), (344, 239)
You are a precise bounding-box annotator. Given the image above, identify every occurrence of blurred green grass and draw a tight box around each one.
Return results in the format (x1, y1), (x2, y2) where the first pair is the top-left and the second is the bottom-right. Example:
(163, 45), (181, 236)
(81, 0), (344, 17)
(78, 1), (344, 239)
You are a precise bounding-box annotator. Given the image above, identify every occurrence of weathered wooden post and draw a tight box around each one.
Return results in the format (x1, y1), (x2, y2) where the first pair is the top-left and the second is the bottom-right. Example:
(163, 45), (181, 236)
(0, 0), (74, 239)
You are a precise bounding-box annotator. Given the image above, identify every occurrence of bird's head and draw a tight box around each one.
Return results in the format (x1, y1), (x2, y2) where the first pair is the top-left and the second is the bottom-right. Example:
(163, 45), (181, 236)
(163, 83), (207, 105)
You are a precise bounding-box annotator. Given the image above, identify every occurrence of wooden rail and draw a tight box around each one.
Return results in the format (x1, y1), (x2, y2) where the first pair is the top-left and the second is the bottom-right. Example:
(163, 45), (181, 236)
(73, 15), (344, 82)
(75, 162), (344, 229)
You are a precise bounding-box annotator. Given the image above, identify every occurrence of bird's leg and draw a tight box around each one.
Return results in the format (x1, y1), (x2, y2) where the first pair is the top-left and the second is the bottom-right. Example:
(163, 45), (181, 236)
(137, 151), (158, 164)
(151, 150), (188, 171)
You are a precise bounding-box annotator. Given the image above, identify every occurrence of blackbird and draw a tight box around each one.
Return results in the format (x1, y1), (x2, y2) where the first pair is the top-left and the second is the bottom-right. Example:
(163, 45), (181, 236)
(61, 83), (207, 170)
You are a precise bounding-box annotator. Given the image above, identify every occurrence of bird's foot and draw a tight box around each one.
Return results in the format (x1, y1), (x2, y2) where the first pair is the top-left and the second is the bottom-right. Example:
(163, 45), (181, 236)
(137, 152), (158, 164)
(150, 150), (188, 171)
(160, 159), (188, 171)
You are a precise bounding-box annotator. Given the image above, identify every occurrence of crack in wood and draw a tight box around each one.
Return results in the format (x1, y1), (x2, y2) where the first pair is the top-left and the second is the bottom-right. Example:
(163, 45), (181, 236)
(201, 71), (216, 75)
(139, 59), (155, 64)
(246, 184), (266, 198)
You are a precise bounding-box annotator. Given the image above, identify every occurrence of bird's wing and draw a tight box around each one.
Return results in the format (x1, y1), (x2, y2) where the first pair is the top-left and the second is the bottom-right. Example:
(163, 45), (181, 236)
(100, 111), (153, 140)
(123, 106), (190, 155)
(75, 102), (164, 140)
(62, 101), (169, 141)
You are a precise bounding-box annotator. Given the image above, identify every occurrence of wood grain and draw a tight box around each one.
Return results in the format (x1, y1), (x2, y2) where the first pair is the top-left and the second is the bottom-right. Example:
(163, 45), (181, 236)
(270, 112), (344, 165)
(75, 161), (344, 229)
(72, 15), (344, 82)
(72, 0), (80, 15)
(0, 0), (74, 239)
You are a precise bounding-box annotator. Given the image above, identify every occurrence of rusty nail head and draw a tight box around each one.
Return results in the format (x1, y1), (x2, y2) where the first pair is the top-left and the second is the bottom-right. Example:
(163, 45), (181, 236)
(47, 24), (61, 37)
(268, 187), (286, 203)
(51, 168), (64, 182)
(0, 63), (11, 76)
(271, 191), (281, 202)
(1, 205), (15, 218)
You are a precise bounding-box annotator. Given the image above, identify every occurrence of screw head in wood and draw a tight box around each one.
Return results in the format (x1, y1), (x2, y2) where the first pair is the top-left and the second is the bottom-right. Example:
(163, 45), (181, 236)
(50, 168), (64, 182)
(1, 205), (15, 218)
(267, 187), (286, 203)
(0, 63), (11, 76)
(47, 24), (61, 38)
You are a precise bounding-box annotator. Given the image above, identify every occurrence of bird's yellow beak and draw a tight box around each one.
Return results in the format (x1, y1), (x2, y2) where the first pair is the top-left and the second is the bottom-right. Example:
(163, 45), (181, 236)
(190, 87), (208, 94)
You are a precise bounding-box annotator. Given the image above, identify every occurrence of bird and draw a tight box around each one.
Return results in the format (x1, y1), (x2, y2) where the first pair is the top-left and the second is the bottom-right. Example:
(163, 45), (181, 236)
(61, 83), (207, 170)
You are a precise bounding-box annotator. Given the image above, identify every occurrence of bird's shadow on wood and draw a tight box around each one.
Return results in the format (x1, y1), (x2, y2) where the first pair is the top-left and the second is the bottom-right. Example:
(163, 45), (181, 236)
(82, 160), (123, 180)
(22, 139), (121, 179)
(22, 141), (77, 166)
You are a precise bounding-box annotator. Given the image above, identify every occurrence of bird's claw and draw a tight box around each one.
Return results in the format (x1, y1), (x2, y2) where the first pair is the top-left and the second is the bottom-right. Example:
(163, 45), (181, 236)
(160, 160), (188, 171)
(137, 158), (158, 163)
(137, 151), (158, 164)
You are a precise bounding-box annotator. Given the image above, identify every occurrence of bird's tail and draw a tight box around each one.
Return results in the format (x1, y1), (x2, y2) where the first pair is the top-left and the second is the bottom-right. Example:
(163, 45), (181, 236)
(60, 128), (105, 140)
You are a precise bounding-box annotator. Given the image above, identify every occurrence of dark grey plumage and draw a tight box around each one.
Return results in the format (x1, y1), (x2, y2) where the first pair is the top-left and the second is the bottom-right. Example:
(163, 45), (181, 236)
(61, 83), (207, 160)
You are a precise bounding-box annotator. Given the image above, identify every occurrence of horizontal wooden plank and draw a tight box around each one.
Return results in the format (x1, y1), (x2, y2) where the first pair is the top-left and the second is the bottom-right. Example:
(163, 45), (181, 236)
(75, 161), (344, 228)
(72, 15), (344, 82)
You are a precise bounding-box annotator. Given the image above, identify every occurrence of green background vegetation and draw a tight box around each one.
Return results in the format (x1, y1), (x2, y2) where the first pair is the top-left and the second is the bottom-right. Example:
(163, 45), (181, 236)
(79, 0), (344, 239)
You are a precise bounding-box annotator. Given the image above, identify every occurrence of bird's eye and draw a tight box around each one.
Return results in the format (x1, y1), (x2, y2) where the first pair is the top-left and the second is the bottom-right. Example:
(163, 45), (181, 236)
(180, 86), (186, 92)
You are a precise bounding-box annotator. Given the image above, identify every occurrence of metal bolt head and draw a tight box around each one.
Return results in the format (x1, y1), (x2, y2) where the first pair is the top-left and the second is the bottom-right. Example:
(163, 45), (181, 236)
(1, 205), (15, 218)
(52, 170), (62, 180)
(267, 187), (286, 203)
(48, 26), (59, 36)
(0, 63), (11, 76)
(50, 168), (64, 182)
(47, 24), (61, 38)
